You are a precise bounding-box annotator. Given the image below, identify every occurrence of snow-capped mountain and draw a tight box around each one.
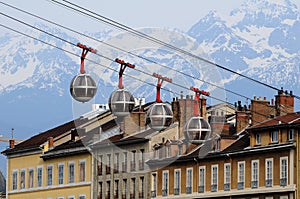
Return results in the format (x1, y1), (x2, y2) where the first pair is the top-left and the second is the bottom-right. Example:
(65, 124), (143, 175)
(1, 0), (300, 136)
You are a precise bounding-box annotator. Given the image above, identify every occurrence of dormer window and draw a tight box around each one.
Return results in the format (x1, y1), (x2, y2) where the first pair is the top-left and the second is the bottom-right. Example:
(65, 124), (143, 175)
(288, 129), (294, 141)
(271, 131), (278, 143)
(255, 133), (261, 145)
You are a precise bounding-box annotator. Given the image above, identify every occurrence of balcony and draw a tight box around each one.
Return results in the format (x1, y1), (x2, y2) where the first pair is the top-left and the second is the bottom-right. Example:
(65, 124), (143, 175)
(211, 184), (217, 192)
(237, 182), (244, 190)
(174, 188), (180, 195)
(162, 189), (168, 196)
(122, 162), (127, 173)
(98, 165), (103, 176)
(130, 161), (136, 171)
(280, 178), (287, 186)
(265, 179), (272, 187)
(114, 164), (119, 173)
(130, 193), (135, 199)
(138, 192), (144, 199)
(198, 185), (204, 193)
(106, 166), (111, 174)
(251, 180), (258, 188)
(186, 186), (192, 194)
(139, 160), (144, 170)
(151, 191), (156, 198)
(224, 183), (230, 191)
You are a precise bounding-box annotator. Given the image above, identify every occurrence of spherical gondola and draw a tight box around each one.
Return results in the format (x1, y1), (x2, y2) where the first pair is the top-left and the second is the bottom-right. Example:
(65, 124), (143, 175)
(184, 116), (211, 144)
(108, 89), (135, 117)
(70, 73), (97, 103)
(146, 102), (173, 131)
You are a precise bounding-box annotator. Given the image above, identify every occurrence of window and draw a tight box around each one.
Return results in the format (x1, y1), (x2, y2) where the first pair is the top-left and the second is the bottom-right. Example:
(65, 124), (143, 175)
(266, 159), (273, 187)
(20, 169), (25, 189)
(151, 173), (157, 197)
(166, 145), (171, 158)
(57, 197), (64, 199)
(107, 154), (111, 170)
(79, 160), (86, 182)
(162, 170), (169, 196)
(131, 151), (136, 171)
(67, 196), (75, 199)
(178, 145), (183, 155)
(98, 155), (103, 175)
(224, 163), (230, 191)
(123, 152), (127, 172)
(106, 181), (111, 198)
(114, 153), (119, 173)
(255, 133), (261, 145)
(211, 165), (218, 192)
(186, 168), (192, 194)
(28, 168), (34, 188)
(58, 164), (64, 185)
(238, 162), (245, 190)
(251, 160), (259, 188)
(288, 129), (294, 141)
(47, 165), (53, 186)
(198, 166), (205, 193)
(78, 195), (86, 199)
(131, 178), (136, 197)
(139, 176), (144, 197)
(123, 179), (127, 198)
(271, 131), (278, 143)
(280, 157), (288, 186)
(12, 170), (18, 190)
(140, 149), (145, 170)
(68, 162), (75, 183)
(174, 169), (181, 195)
(114, 180), (119, 198)
(37, 166), (43, 187)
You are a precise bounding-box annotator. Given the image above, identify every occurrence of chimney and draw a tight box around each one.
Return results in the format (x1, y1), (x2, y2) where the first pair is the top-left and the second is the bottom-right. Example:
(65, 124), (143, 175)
(236, 110), (250, 133)
(275, 90), (294, 116)
(251, 96), (275, 125)
(9, 139), (15, 149)
(48, 137), (54, 149)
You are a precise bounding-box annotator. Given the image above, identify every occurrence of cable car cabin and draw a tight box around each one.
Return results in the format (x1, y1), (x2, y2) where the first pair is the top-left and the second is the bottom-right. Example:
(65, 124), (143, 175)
(70, 74), (97, 103)
(146, 102), (173, 131)
(108, 89), (135, 117)
(184, 116), (211, 144)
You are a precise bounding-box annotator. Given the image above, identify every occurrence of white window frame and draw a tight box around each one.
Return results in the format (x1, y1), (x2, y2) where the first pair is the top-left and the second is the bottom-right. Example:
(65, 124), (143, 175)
(186, 167), (193, 193)
(12, 169), (18, 190)
(280, 156), (288, 182)
(166, 145), (171, 158)
(224, 163), (230, 185)
(238, 161), (245, 183)
(251, 160), (259, 185)
(211, 164), (218, 190)
(174, 169), (181, 194)
(255, 133), (261, 145)
(199, 166), (205, 192)
(20, 169), (26, 189)
(28, 167), (34, 189)
(271, 131), (278, 143)
(162, 170), (169, 196)
(37, 166), (43, 187)
(266, 158), (273, 187)
(58, 163), (64, 185)
(288, 129), (294, 141)
(68, 161), (75, 183)
(79, 159), (86, 182)
(78, 195), (86, 199)
(47, 165), (53, 186)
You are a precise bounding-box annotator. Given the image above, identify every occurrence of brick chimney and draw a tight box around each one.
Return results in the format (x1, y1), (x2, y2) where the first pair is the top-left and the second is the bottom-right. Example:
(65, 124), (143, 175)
(9, 139), (15, 149)
(48, 137), (54, 149)
(275, 90), (294, 116)
(251, 96), (275, 125)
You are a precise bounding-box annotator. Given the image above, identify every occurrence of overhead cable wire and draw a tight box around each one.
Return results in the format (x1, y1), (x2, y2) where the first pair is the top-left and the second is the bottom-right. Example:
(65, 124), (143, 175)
(0, 21), (290, 125)
(0, 1), (250, 101)
(51, 0), (300, 101)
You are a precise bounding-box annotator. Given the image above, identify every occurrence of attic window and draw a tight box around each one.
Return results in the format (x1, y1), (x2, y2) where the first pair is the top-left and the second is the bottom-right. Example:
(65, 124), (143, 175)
(288, 129), (294, 141)
(255, 133), (261, 145)
(271, 131), (278, 143)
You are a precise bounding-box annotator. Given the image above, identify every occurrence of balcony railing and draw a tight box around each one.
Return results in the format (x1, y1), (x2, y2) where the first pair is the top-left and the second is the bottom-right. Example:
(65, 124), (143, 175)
(122, 162), (127, 173)
(151, 190), (156, 198)
(251, 180), (258, 188)
(106, 166), (111, 174)
(224, 183), (230, 191)
(139, 160), (144, 170)
(174, 188), (180, 195)
(114, 164), (119, 173)
(211, 184), (217, 192)
(162, 189), (168, 196)
(237, 182), (244, 190)
(138, 192), (144, 199)
(130, 161), (136, 171)
(186, 186), (192, 194)
(265, 179), (272, 187)
(198, 185), (204, 193)
(280, 178), (287, 186)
